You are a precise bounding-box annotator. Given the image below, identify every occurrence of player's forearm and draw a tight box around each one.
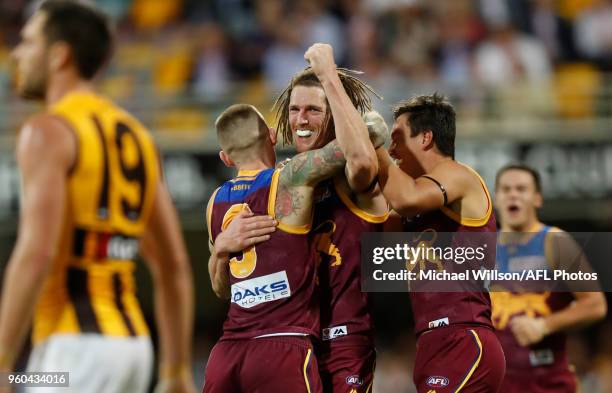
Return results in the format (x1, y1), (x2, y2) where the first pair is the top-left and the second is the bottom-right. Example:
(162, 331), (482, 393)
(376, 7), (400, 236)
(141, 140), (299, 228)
(320, 74), (378, 190)
(153, 260), (194, 373)
(544, 293), (607, 334)
(208, 252), (230, 299)
(376, 148), (418, 216)
(0, 249), (52, 368)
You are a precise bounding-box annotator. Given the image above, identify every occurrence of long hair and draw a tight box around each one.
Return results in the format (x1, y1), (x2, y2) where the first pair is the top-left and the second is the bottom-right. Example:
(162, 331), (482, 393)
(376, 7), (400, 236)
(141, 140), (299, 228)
(273, 67), (381, 145)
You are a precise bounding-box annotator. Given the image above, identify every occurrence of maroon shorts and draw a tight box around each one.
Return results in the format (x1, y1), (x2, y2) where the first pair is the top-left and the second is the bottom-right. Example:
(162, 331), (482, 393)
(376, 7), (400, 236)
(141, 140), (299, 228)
(413, 325), (505, 393)
(500, 367), (577, 393)
(203, 336), (322, 393)
(317, 343), (375, 393)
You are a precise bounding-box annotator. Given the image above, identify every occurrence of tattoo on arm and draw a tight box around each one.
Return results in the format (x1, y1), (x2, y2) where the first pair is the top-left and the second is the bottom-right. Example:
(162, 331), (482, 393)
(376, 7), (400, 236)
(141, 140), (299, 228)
(280, 140), (346, 187)
(275, 140), (345, 221)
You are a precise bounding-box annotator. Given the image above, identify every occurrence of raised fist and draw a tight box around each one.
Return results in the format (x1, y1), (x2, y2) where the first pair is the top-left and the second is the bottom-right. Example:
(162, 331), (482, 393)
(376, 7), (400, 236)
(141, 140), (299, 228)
(363, 111), (389, 149)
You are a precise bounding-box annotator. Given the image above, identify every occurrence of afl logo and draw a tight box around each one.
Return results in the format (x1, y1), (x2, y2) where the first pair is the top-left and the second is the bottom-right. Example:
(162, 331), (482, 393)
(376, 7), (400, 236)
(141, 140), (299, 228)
(345, 375), (363, 386)
(222, 204), (257, 278)
(426, 376), (449, 388)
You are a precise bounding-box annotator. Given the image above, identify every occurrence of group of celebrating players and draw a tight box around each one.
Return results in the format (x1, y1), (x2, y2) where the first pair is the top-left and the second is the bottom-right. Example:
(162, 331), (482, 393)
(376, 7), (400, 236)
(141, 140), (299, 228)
(0, 1), (607, 393)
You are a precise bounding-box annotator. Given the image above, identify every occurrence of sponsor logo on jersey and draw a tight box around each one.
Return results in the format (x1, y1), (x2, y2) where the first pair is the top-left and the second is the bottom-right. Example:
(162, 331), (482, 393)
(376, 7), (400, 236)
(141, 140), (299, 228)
(106, 235), (139, 260)
(231, 271), (291, 309)
(529, 349), (555, 366)
(426, 376), (449, 388)
(322, 325), (348, 340)
(345, 375), (364, 386)
(428, 317), (449, 329)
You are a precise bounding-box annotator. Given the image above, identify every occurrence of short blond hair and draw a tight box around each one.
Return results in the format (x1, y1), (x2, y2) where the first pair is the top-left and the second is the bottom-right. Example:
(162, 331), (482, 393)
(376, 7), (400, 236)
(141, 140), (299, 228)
(215, 104), (269, 160)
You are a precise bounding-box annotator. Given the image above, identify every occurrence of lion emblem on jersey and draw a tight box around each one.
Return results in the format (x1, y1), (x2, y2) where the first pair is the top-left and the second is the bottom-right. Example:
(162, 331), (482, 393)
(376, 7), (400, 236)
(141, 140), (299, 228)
(313, 220), (342, 267)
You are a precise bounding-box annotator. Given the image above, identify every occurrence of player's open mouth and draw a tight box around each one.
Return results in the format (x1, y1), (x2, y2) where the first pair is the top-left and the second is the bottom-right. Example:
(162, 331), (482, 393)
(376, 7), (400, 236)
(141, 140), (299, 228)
(507, 204), (520, 213)
(296, 129), (314, 138)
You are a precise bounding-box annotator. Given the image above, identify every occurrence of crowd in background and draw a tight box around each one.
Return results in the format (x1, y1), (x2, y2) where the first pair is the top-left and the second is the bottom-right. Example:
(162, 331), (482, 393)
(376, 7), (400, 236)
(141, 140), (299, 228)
(1, 1), (612, 392)
(0, 0), (612, 135)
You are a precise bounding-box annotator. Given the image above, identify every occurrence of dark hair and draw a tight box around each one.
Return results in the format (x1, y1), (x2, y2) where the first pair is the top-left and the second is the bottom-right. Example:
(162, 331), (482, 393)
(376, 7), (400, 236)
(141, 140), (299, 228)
(274, 67), (378, 145)
(495, 164), (542, 193)
(393, 93), (456, 158)
(39, 0), (113, 80)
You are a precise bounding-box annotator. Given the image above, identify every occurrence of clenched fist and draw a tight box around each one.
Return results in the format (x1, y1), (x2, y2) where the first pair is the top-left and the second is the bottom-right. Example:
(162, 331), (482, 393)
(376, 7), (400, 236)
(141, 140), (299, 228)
(363, 111), (389, 149)
(304, 43), (337, 81)
(510, 315), (550, 346)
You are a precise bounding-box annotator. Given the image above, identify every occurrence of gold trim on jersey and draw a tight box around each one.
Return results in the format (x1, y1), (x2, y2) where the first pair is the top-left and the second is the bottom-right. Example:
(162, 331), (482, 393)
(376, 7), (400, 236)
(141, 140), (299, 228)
(268, 169), (312, 234)
(333, 177), (389, 224)
(440, 164), (492, 227)
(455, 329), (483, 392)
(207, 187), (220, 243)
(303, 348), (313, 393)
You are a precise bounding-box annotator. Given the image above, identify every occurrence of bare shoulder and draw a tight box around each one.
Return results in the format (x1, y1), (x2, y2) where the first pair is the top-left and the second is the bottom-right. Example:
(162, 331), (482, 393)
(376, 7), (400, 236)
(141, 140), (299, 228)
(17, 113), (76, 168)
(336, 175), (389, 218)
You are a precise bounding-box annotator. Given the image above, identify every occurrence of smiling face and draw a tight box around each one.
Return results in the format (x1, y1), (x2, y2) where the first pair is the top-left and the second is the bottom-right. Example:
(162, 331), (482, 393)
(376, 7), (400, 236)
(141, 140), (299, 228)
(12, 11), (50, 100)
(288, 85), (331, 153)
(389, 113), (425, 177)
(495, 169), (542, 231)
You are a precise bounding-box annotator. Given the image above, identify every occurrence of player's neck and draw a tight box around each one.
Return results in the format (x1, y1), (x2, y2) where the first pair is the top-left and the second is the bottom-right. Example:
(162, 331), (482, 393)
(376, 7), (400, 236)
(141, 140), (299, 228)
(45, 73), (93, 107)
(236, 160), (270, 173)
(422, 154), (452, 174)
(502, 218), (543, 233)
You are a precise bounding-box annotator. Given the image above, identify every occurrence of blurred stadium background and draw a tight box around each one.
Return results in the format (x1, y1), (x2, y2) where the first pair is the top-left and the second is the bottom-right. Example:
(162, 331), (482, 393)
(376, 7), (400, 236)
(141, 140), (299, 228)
(1, 0), (612, 391)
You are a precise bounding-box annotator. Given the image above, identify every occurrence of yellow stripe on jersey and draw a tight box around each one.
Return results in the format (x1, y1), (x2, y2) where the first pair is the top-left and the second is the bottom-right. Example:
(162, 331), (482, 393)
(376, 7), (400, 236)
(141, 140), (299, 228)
(268, 169), (312, 234)
(32, 91), (158, 344)
(333, 176), (389, 224)
(440, 164), (492, 227)
(454, 329), (483, 393)
(303, 348), (313, 393)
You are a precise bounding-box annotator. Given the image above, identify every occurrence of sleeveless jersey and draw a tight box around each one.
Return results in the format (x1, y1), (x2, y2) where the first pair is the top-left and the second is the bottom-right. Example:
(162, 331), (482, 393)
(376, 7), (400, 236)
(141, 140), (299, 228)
(207, 168), (320, 340)
(34, 91), (160, 344)
(404, 166), (496, 336)
(313, 176), (388, 345)
(492, 226), (574, 370)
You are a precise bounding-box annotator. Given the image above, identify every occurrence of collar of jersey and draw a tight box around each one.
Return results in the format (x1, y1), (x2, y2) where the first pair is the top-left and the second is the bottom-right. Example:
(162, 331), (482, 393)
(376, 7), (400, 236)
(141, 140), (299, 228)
(237, 169), (265, 177)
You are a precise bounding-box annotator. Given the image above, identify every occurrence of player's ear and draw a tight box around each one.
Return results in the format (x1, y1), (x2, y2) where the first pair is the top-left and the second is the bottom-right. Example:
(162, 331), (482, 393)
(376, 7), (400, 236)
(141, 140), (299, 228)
(269, 127), (277, 146)
(422, 130), (434, 150)
(534, 191), (543, 209)
(219, 150), (234, 168)
(49, 41), (70, 73)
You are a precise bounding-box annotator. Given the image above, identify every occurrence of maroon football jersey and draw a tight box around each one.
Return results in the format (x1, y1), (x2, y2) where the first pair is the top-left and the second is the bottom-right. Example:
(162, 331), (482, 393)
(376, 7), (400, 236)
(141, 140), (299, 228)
(313, 176), (387, 345)
(493, 226), (574, 371)
(207, 168), (320, 340)
(403, 167), (496, 336)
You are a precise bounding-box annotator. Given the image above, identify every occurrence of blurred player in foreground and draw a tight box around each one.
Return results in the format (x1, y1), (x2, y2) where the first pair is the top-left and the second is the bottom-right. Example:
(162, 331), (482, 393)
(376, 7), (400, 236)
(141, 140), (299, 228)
(274, 43), (388, 393)
(205, 103), (385, 392)
(376, 93), (505, 392)
(492, 164), (607, 393)
(0, 1), (195, 392)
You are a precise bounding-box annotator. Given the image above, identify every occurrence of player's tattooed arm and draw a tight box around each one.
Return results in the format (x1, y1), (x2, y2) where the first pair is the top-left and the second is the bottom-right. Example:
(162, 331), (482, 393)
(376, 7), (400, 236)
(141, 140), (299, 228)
(280, 139), (345, 187)
(275, 140), (345, 223)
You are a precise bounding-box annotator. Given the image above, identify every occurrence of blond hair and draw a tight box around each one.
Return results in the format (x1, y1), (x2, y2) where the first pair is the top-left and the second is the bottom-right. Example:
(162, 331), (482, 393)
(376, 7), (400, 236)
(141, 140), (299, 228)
(273, 67), (380, 145)
(216, 104), (269, 161)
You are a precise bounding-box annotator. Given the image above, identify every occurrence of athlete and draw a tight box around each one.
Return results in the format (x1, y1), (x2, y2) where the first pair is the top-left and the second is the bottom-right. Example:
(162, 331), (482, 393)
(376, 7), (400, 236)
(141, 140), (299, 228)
(0, 2), (195, 392)
(274, 43), (389, 393)
(492, 164), (607, 393)
(204, 103), (386, 393)
(376, 93), (505, 392)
